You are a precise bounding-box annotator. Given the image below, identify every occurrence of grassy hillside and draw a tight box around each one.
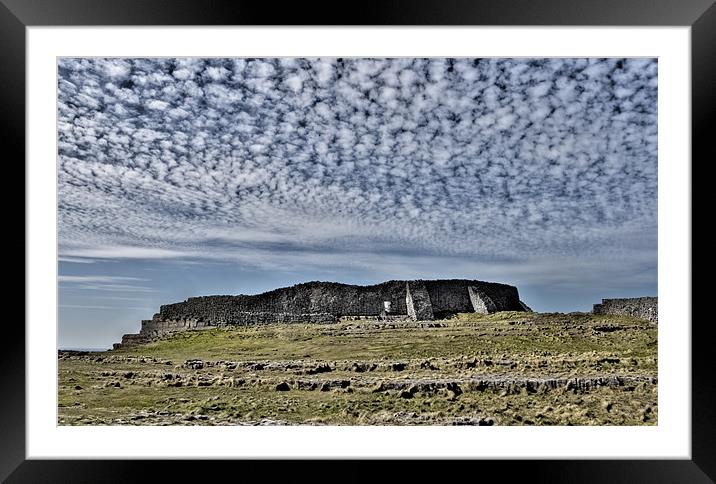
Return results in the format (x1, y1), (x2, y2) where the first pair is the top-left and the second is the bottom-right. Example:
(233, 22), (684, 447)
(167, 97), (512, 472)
(59, 312), (657, 426)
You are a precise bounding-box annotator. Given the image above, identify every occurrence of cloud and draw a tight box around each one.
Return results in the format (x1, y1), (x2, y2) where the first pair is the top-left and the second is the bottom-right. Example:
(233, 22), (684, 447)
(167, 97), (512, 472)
(61, 284), (160, 293)
(61, 246), (193, 260)
(59, 275), (147, 283)
(59, 305), (153, 310)
(59, 275), (158, 292)
(57, 58), (657, 281)
(58, 257), (98, 264)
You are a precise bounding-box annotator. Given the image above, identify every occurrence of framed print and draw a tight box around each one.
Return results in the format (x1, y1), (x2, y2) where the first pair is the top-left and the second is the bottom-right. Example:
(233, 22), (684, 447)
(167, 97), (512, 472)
(6, 0), (713, 481)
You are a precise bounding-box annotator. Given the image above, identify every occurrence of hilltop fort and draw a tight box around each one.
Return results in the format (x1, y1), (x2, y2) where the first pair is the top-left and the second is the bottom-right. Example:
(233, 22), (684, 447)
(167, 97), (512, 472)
(114, 279), (531, 349)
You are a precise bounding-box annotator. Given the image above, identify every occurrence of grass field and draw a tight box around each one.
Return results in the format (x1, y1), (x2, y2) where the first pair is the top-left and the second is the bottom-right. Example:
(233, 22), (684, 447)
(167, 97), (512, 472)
(58, 312), (657, 426)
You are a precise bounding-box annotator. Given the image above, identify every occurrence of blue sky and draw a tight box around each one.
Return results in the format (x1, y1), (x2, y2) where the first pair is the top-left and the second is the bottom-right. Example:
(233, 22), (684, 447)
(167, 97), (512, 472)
(58, 58), (658, 349)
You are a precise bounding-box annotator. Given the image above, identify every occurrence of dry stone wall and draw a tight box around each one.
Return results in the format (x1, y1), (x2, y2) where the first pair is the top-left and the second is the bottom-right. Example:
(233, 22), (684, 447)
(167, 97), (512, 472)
(593, 297), (658, 323)
(113, 279), (529, 348)
(423, 279), (524, 317)
(157, 281), (411, 321)
(406, 282), (434, 320)
(468, 286), (497, 314)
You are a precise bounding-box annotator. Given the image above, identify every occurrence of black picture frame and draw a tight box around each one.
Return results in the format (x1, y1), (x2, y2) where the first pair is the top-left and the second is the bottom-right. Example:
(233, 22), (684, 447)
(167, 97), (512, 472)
(5, 0), (712, 482)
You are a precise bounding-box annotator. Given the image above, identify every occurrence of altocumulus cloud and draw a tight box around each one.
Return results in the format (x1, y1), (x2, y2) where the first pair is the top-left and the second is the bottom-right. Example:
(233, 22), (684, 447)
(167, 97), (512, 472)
(58, 58), (657, 282)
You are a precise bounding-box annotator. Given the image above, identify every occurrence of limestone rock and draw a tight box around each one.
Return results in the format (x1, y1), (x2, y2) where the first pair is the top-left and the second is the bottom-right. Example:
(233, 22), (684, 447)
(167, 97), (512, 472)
(468, 286), (497, 314)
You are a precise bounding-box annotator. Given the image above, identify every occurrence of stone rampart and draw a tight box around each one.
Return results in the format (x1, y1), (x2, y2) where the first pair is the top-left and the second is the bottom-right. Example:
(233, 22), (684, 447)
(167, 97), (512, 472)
(592, 297), (658, 323)
(406, 281), (434, 320)
(113, 279), (530, 348)
(468, 286), (497, 314)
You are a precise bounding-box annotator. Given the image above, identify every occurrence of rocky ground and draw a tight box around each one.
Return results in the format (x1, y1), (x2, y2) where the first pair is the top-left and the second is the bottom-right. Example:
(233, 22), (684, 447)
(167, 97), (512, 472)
(58, 311), (657, 426)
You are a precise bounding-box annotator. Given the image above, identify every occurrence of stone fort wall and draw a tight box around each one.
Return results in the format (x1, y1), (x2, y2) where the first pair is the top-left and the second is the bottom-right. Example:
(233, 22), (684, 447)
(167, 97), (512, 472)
(113, 279), (528, 348)
(593, 297), (658, 323)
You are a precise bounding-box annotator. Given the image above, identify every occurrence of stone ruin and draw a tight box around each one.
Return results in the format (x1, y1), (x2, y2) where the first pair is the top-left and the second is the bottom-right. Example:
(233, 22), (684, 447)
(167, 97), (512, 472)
(113, 279), (531, 349)
(592, 297), (658, 323)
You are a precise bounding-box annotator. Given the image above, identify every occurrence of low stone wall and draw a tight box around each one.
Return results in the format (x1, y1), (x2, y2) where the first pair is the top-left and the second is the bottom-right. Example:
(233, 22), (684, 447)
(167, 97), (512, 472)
(113, 333), (152, 350)
(593, 297), (658, 323)
(139, 318), (211, 337)
(114, 313), (338, 348)
(140, 312), (337, 336)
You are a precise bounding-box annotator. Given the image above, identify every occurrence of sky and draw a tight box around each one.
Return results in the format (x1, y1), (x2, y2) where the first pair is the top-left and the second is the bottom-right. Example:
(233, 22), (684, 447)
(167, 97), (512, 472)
(57, 58), (658, 349)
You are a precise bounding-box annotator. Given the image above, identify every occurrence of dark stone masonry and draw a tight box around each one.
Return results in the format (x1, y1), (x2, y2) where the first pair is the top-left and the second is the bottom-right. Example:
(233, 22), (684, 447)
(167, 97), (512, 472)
(113, 279), (530, 349)
(592, 297), (658, 323)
